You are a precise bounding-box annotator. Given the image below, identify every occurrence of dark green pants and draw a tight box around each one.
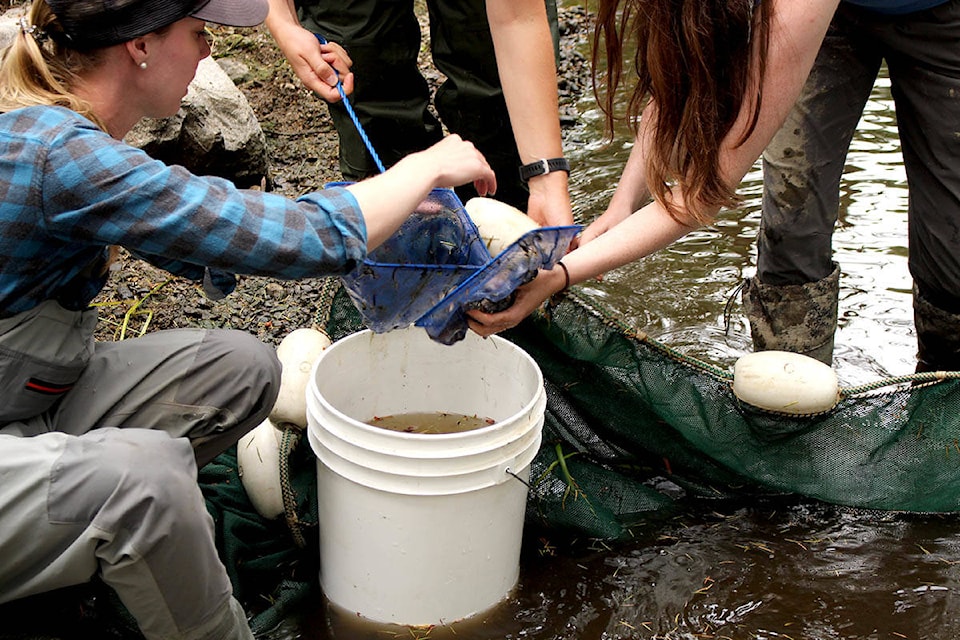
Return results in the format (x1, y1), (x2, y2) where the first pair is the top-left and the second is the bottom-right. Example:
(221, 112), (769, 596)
(297, 0), (559, 210)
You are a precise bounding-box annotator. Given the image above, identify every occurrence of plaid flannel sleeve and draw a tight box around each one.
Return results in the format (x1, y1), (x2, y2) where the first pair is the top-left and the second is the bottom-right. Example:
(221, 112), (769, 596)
(40, 118), (368, 280)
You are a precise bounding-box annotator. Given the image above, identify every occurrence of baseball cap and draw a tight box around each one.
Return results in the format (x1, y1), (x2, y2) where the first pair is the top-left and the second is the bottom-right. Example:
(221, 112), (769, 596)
(45, 0), (268, 49)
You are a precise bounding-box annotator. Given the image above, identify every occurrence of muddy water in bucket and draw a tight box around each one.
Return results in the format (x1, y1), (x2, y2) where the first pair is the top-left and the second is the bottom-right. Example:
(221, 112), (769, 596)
(305, 327), (544, 626)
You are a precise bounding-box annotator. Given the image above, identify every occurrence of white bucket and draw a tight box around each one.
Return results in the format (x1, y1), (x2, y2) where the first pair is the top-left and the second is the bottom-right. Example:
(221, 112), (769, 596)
(306, 326), (545, 626)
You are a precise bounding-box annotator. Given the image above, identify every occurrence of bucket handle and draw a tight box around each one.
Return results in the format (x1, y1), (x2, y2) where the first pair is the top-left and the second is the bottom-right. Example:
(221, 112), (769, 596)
(504, 467), (531, 489)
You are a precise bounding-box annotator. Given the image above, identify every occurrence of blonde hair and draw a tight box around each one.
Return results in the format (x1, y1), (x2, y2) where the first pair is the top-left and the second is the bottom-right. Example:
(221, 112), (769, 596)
(0, 0), (107, 129)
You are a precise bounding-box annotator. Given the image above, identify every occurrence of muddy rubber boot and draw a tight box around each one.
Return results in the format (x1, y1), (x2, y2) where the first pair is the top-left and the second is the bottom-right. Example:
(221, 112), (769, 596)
(913, 285), (960, 373)
(742, 264), (840, 366)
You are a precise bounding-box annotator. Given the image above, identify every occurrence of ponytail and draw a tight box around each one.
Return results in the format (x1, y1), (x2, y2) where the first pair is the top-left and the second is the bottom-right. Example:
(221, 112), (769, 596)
(0, 0), (106, 129)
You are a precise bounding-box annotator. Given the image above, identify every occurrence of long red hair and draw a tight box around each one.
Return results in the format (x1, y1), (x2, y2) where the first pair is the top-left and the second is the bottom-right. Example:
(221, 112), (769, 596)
(592, 0), (772, 225)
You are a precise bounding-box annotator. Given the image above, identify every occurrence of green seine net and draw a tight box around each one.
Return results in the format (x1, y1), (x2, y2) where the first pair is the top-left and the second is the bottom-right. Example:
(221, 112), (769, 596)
(11, 278), (958, 636)
(197, 278), (960, 633)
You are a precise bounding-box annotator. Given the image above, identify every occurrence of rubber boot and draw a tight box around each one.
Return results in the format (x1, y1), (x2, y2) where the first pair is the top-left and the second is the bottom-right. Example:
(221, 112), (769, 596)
(741, 264), (840, 366)
(913, 285), (960, 373)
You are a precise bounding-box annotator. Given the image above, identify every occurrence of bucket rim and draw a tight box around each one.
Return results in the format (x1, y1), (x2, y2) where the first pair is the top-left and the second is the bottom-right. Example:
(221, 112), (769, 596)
(306, 386), (545, 454)
(308, 423), (543, 494)
(308, 329), (544, 444)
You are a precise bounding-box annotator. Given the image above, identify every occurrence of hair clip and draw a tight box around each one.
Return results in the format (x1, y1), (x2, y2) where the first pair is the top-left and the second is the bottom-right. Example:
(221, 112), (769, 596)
(18, 16), (49, 44)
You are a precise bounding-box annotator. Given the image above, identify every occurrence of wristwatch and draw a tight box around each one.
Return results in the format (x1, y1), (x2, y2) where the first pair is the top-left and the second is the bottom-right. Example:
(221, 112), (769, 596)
(519, 157), (570, 182)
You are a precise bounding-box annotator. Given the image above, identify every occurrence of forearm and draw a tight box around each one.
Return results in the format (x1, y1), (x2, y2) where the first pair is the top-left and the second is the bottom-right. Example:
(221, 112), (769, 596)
(487, 0), (562, 164)
(714, 0), (839, 193)
(602, 134), (652, 223)
(265, 0), (299, 33)
(487, 0), (572, 226)
(344, 137), (496, 249)
(465, 195), (695, 337)
(564, 198), (696, 287)
(264, 0), (308, 68)
(344, 159), (437, 250)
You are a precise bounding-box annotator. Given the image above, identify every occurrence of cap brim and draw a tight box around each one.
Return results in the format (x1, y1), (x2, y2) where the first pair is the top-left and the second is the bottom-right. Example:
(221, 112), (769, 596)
(191, 0), (268, 27)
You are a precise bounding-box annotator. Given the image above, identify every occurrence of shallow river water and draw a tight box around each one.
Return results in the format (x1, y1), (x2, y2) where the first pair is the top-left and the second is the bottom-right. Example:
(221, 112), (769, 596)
(272, 42), (959, 640)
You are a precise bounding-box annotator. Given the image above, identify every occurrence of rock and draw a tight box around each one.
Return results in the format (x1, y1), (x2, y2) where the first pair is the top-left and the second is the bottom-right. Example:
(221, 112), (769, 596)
(264, 282), (286, 299)
(216, 56), (253, 85)
(125, 57), (271, 189)
(0, 7), (19, 48)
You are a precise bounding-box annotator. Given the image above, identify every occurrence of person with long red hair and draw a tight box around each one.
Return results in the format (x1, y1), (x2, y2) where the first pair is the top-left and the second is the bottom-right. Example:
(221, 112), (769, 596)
(469, 0), (960, 373)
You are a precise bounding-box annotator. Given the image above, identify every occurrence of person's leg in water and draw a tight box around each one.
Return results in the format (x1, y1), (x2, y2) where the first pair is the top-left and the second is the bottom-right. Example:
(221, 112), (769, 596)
(876, 0), (960, 372)
(744, 5), (881, 365)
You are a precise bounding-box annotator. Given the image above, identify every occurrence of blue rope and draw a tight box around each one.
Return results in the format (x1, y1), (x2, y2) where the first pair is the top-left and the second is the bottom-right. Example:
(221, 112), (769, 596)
(313, 33), (386, 174)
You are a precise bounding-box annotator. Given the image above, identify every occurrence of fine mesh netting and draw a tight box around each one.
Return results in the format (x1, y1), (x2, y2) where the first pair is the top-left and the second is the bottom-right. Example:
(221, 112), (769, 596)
(338, 185), (579, 344)
(339, 188), (491, 333)
(496, 289), (960, 535)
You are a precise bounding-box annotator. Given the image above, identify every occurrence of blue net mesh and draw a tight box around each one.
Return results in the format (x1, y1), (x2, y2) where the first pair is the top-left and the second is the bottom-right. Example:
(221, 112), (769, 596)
(338, 187), (490, 332)
(337, 183), (580, 342)
(417, 225), (581, 344)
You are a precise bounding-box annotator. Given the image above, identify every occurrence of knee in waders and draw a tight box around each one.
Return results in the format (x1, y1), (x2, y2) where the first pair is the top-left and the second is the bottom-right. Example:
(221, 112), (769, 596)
(913, 285), (960, 373)
(741, 263), (840, 366)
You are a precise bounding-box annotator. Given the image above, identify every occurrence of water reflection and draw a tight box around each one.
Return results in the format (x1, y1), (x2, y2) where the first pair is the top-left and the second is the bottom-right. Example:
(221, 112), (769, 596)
(276, 499), (960, 640)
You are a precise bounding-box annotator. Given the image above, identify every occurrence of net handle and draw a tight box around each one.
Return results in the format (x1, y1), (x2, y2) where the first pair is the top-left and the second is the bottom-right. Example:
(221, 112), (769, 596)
(314, 33), (386, 173)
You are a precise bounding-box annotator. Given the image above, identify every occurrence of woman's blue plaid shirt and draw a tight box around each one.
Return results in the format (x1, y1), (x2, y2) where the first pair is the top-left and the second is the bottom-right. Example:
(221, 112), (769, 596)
(0, 106), (368, 316)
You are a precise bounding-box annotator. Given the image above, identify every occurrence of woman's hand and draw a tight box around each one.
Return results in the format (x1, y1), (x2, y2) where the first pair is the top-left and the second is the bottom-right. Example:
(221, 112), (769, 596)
(408, 135), (498, 197)
(271, 23), (354, 103)
(466, 265), (566, 337)
(525, 171), (574, 226)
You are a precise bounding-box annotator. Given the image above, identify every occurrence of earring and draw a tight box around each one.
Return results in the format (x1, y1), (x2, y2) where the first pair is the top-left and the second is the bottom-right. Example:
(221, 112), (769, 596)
(139, 61), (148, 69)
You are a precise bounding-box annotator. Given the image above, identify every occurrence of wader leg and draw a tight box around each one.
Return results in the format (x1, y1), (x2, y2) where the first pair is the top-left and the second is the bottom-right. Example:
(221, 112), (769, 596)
(747, 7), (877, 365)
(757, 6), (880, 286)
(0, 328), (278, 638)
(873, 1), (960, 373)
(49, 328), (280, 467)
(0, 430), (253, 640)
(298, 0), (442, 180)
(742, 264), (841, 366)
(914, 285), (960, 372)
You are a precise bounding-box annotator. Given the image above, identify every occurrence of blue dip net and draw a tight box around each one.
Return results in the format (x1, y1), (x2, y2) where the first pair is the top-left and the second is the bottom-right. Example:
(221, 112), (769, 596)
(338, 184), (580, 344)
(337, 187), (490, 333)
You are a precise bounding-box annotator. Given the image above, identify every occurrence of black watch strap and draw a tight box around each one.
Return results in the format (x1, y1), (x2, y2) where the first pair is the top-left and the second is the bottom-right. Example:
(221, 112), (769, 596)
(519, 157), (570, 182)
